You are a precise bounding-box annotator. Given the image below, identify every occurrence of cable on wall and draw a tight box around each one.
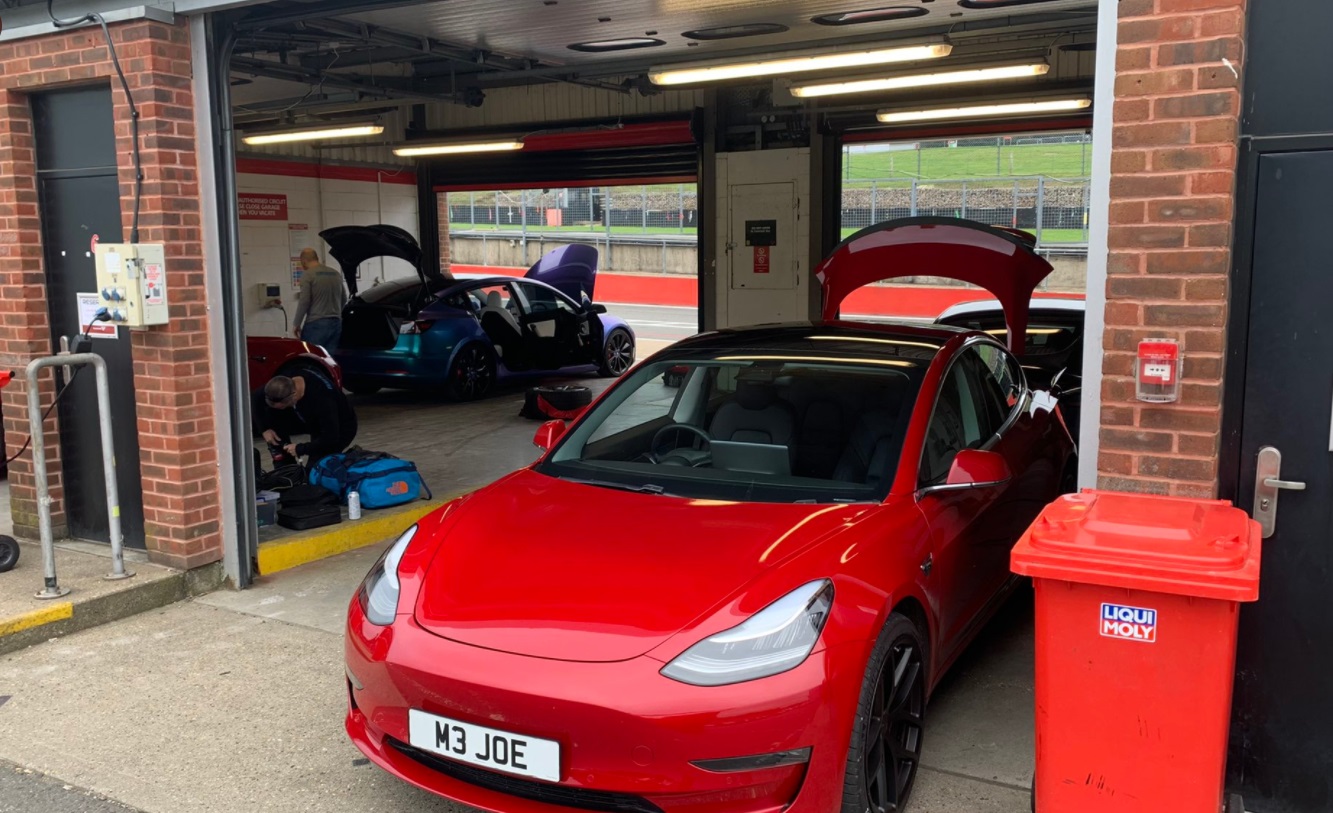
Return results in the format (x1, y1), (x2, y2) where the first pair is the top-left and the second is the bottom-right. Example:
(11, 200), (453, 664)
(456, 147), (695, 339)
(46, 1), (143, 242)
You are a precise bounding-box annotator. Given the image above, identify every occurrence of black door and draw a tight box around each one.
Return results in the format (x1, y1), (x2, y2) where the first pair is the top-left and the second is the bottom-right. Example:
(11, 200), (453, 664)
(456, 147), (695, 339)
(33, 86), (145, 548)
(1229, 149), (1333, 811)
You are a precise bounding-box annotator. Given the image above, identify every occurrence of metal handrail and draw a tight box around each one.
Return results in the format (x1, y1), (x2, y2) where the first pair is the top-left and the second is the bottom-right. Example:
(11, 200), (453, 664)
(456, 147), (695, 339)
(26, 353), (134, 599)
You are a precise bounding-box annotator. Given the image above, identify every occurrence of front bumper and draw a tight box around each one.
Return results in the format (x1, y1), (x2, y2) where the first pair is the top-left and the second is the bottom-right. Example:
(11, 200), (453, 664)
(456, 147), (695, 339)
(345, 599), (862, 813)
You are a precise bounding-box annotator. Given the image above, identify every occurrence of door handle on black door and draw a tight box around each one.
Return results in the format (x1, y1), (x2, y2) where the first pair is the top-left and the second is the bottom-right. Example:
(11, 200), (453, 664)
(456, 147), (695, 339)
(1254, 446), (1303, 538)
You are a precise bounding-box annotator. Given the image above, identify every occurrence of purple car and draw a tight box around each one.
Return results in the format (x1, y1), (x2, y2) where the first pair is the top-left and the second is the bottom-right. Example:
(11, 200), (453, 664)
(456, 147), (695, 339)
(327, 226), (635, 400)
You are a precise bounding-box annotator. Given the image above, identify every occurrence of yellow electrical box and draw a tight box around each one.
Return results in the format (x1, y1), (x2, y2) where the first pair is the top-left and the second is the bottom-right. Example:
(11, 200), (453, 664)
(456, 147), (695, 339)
(93, 243), (169, 328)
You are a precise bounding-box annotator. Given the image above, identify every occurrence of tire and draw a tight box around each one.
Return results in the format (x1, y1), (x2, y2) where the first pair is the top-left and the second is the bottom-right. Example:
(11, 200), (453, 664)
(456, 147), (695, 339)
(0, 536), (19, 573)
(532, 384), (592, 413)
(599, 328), (635, 377)
(842, 613), (927, 813)
(447, 343), (497, 402)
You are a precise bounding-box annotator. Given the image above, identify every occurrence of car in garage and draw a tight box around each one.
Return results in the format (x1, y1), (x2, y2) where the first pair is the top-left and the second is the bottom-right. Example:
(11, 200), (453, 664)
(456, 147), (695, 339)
(344, 218), (1076, 813)
(936, 296), (1084, 442)
(325, 225), (636, 400)
(246, 335), (341, 392)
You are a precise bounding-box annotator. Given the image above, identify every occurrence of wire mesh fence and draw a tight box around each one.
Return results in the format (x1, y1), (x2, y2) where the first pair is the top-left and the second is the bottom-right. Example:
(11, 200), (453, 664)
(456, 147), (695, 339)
(447, 185), (700, 236)
(446, 176), (1088, 251)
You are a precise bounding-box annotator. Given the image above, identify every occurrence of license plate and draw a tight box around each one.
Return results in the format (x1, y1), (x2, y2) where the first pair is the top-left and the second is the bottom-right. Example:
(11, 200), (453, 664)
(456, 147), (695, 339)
(408, 709), (561, 782)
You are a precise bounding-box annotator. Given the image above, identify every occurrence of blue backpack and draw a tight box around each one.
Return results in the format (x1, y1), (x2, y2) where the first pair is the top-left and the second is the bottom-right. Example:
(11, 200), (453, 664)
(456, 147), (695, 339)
(309, 449), (431, 509)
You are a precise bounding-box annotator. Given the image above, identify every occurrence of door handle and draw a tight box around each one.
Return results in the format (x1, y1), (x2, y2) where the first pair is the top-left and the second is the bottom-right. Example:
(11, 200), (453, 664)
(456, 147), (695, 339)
(1262, 477), (1306, 491)
(1254, 446), (1303, 538)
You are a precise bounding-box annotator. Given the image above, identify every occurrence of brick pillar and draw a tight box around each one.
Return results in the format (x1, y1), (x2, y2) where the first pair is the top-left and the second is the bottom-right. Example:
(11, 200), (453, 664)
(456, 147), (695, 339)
(1100, 0), (1246, 498)
(0, 20), (221, 570)
(436, 191), (451, 273)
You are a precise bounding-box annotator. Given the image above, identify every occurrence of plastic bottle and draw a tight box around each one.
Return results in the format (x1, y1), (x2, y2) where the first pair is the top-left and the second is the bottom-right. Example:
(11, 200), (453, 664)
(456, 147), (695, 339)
(348, 490), (362, 520)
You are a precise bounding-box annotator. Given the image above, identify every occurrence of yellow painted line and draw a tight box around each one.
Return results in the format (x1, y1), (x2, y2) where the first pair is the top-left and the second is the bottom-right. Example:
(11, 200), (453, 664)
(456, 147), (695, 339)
(0, 602), (74, 638)
(257, 500), (447, 576)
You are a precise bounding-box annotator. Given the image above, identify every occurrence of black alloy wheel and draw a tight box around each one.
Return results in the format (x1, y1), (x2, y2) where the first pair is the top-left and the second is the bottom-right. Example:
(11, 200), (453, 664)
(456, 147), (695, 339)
(843, 613), (926, 813)
(448, 344), (496, 401)
(600, 329), (635, 377)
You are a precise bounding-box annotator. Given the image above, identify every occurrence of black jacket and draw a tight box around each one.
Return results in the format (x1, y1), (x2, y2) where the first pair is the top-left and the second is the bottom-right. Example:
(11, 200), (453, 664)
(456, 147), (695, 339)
(291, 373), (358, 459)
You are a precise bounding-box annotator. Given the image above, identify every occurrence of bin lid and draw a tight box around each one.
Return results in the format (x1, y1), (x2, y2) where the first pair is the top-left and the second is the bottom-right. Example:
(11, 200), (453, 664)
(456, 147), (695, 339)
(1011, 490), (1262, 602)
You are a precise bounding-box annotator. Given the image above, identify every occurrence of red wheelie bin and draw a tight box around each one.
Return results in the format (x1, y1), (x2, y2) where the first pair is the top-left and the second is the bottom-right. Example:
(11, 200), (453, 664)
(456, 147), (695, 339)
(1012, 490), (1261, 813)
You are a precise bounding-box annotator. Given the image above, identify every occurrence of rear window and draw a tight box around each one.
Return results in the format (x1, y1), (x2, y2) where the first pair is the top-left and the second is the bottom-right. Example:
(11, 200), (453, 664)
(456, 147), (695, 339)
(939, 310), (1081, 357)
(356, 278), (423, 305)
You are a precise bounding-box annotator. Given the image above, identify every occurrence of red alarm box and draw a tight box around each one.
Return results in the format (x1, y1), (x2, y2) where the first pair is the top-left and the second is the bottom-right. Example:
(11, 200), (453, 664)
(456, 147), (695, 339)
(1136, 339), (1181, 403)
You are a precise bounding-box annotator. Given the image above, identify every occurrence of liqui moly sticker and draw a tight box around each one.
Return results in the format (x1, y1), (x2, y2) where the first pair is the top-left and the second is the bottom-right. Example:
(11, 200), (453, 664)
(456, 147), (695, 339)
(1100, 603), (1157, 643)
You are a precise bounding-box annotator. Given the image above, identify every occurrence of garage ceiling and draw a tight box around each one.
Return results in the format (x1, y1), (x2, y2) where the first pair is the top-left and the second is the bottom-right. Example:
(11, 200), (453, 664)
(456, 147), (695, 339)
(339, 0), (1096, 67)
(231, 0), (1096, 100)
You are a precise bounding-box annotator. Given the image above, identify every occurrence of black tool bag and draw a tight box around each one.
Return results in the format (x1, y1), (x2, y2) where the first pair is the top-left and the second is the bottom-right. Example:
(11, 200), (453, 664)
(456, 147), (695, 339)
(280, 483), (338, 508)
(276, 503), (342, 531)
(258, 462), (307, 492)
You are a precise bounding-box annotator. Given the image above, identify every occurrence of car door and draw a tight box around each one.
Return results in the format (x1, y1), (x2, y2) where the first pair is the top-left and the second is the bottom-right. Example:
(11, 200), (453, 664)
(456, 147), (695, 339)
(915, 344), (1016, 661)
(512, 280), (591, 369)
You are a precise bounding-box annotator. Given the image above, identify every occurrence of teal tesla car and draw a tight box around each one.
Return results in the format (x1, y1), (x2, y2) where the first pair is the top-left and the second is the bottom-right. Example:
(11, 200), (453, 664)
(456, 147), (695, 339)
(325, 225), (635, 401)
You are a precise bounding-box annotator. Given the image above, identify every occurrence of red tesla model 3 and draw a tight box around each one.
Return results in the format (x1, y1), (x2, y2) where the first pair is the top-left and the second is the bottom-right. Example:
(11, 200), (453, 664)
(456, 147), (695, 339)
(345, 218), (1076, 813)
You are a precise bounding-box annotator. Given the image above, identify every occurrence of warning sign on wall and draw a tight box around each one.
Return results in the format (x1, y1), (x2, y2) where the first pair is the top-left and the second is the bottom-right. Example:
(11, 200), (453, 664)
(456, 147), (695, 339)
(753, 245), (770, 274)
(238, 193), (289, 220)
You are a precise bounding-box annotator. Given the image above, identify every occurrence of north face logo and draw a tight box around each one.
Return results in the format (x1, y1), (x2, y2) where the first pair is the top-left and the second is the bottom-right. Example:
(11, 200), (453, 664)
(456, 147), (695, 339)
(387, 481), (409, 496)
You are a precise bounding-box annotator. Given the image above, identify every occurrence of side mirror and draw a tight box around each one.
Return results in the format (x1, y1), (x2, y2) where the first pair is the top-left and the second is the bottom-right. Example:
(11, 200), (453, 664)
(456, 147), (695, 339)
(944, 449), (1012, 488)
(587, 303), (608, 315)
(532, 419), (567, 451)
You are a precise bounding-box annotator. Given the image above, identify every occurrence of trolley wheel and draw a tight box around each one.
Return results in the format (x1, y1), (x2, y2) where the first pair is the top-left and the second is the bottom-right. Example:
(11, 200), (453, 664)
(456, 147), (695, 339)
(0, 535), (19, 573)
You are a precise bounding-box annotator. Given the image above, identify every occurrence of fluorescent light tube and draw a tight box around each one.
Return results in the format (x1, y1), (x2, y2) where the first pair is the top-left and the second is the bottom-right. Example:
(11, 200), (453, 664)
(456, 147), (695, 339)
(877, 97), (1091, 123)
(791, 61), (1050, 98)
(649, 42), (952, 86)
(242, 123), (383, 145)
(392, 140), (525, 157)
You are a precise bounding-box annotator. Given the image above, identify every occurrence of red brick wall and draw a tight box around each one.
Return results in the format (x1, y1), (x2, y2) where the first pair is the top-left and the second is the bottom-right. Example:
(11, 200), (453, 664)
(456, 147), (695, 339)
(1100, 0), (1246, 498)
(0, 19), (220, 570)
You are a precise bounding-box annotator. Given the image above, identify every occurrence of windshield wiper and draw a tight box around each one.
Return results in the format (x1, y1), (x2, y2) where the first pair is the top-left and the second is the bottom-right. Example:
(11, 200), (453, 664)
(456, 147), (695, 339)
(564, 477), (673, 496)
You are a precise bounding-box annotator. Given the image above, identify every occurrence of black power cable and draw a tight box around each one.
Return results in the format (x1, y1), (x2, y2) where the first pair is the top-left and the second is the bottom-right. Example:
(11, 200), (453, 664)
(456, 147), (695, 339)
(47, 1), (142, 243)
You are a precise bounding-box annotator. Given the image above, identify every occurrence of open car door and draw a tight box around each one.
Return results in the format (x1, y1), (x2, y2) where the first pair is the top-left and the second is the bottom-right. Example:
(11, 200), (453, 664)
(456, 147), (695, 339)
(524, 244), (598, 302)
(816, 217), (1054, 354)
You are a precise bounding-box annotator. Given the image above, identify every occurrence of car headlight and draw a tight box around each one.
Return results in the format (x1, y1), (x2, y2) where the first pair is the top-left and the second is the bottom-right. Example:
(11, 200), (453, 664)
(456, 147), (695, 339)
(661, 580), (833, 686)
(357, 525), (417, 626)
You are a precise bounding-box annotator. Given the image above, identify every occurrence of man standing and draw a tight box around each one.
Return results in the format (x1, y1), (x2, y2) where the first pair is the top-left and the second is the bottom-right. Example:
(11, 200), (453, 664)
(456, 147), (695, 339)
(259, 373), (358, 466)
(293, 247), (348, 351)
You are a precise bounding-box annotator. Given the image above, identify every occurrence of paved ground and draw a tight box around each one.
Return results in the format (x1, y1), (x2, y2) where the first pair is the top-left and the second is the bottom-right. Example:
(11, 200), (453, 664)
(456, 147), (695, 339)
(0, 759), (142, 813)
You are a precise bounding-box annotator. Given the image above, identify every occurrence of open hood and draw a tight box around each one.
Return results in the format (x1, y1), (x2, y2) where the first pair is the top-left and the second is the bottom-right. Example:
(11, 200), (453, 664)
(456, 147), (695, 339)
(319, 224), (439, 296)
(524, 244), (598, 302)
(816, 217), (1054, 354)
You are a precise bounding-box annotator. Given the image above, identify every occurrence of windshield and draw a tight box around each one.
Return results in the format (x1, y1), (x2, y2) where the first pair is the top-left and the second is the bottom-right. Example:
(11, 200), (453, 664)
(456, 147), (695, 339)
(537, 356), (924, 503)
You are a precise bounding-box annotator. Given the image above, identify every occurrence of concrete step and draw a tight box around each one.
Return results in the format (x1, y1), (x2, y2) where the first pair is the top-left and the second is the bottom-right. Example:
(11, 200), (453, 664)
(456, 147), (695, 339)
(0, 540), (223, 657)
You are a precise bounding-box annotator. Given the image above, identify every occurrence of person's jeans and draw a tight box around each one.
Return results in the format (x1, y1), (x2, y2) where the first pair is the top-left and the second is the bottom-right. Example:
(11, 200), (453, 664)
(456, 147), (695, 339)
(301, 317), (342, 352)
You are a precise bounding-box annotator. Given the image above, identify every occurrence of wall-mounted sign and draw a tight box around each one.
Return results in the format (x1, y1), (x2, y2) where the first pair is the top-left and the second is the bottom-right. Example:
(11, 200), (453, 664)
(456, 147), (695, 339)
(238, 193), (289, 221)
(289, 223), (309, 291)
(753, 245), (771, 275)
(76, 292), (118, 339)
(745, 220), (776, 247)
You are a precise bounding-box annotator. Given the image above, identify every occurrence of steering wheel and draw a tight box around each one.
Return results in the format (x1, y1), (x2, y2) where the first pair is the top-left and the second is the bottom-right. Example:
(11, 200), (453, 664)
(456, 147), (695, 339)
(650, 423), (712, 465)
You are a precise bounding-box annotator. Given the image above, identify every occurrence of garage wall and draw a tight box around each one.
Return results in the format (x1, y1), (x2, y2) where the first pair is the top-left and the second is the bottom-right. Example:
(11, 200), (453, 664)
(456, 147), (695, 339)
(236, 162), (419, 335)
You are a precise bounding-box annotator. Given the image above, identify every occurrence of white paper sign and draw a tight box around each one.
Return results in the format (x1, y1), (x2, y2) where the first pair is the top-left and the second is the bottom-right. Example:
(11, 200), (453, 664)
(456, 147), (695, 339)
(76, 292), (118, 339)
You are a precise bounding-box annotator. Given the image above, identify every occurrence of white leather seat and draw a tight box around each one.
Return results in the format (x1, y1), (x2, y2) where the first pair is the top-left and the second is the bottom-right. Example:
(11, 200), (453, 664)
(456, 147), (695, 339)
(480, 290), (522, 334)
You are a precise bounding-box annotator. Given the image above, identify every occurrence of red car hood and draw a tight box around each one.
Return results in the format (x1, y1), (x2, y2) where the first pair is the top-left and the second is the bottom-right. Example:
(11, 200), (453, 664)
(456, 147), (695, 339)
(414, 469), (863, 662)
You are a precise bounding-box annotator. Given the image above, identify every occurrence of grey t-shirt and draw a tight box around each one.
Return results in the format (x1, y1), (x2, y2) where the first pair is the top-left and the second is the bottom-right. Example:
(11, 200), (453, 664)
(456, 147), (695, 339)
(294, 264), (348, 327)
